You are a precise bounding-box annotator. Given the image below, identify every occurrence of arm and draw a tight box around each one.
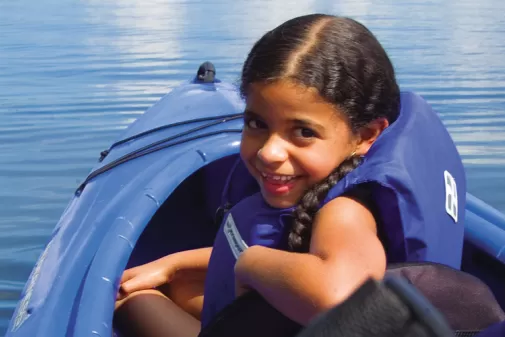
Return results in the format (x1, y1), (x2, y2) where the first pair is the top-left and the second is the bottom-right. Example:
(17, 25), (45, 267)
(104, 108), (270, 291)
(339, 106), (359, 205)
(170, 246), (213, 273)
(234, 196), (386, 326)
(119, 247), (212, 296)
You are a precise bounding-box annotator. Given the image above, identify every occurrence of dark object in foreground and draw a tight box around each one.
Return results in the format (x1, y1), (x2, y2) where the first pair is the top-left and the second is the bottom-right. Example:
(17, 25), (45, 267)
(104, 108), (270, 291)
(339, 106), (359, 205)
(295, 275), (453, 337)
(199, 276), (452, 337)
(296, 271), (505, 337)
(199, 262), (505, 337)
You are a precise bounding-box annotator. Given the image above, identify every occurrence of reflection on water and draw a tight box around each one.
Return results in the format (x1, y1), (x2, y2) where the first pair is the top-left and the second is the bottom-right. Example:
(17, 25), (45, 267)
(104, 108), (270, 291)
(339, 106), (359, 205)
(1, 0), (505, 334)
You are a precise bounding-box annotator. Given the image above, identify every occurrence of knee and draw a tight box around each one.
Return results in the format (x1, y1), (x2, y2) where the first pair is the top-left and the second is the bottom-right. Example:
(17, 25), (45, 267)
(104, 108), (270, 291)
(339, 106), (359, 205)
(163, 273), (205, 320)
(113, 291), (200, 337)
(115, 289), (167, 311)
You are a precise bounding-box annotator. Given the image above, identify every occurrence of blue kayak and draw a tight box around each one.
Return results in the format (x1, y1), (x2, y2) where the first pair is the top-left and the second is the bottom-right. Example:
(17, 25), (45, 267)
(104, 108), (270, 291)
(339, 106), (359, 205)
(5, 63), (505, 337)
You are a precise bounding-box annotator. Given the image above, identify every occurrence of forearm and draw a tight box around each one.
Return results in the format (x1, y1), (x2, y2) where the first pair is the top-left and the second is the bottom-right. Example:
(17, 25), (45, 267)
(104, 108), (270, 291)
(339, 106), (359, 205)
(235, 246), (370, 326)
(166, 247), (213, 272)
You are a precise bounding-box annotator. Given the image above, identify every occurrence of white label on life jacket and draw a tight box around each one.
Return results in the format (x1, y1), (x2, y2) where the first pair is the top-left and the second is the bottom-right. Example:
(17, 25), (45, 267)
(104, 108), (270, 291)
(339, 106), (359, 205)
(223, 213), (249, 259)
(444, 170), (458, 223)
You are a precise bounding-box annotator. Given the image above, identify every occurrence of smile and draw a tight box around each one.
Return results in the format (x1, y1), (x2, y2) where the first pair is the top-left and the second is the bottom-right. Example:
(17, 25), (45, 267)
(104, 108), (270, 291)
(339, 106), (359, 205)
(260, 172), (297, 182)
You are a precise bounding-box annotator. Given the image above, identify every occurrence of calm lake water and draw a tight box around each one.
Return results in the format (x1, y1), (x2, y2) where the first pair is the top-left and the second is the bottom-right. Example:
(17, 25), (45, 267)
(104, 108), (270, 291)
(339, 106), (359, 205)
(1, 0), (505, 335)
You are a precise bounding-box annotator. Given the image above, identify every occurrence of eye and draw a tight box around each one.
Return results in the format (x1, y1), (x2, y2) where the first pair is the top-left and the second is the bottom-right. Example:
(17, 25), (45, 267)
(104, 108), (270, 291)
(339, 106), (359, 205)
(245, 117), (267, 130)
(294, 127), (317, 138)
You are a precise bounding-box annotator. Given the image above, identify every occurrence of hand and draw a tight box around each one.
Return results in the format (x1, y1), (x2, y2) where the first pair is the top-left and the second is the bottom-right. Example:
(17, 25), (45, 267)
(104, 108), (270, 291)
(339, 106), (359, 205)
(117, 256), (178, 301)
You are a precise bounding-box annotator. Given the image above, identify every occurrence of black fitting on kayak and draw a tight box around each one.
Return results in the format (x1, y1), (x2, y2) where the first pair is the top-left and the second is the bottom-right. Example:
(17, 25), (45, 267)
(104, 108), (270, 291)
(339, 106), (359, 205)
(196, 61), (216, 83)
(98, 149), (109, 162)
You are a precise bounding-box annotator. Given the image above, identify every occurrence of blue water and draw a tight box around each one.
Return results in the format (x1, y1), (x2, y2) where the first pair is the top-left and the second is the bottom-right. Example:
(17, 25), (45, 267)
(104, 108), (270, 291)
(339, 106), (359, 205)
(1, 0), (505, 335)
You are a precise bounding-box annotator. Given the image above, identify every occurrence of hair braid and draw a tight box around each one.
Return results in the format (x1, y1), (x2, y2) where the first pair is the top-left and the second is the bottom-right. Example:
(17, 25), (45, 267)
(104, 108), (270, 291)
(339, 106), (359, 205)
(288, 155), (363, 253)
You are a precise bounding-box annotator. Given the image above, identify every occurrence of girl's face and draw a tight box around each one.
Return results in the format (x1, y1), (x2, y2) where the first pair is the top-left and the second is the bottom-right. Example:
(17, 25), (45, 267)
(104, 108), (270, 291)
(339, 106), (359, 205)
(240, 80), (358, 209)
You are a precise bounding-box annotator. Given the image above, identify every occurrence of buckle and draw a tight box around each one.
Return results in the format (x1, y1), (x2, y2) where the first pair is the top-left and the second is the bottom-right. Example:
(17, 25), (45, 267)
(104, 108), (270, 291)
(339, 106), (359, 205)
(214, 203), (231, 227)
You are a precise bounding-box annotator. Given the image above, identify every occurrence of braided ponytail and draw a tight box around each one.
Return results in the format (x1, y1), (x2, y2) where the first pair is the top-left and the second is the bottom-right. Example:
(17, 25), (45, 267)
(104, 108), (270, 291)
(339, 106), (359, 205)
(288, 156), (363, 253)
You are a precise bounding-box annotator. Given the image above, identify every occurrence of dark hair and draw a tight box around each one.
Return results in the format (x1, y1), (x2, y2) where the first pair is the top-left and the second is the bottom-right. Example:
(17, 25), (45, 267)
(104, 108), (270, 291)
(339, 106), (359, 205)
(240, 14), (400, 252)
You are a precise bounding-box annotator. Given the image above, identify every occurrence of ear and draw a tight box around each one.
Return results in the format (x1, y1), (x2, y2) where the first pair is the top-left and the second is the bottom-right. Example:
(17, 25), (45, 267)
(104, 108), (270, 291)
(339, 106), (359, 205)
(354, 118), (389, 155)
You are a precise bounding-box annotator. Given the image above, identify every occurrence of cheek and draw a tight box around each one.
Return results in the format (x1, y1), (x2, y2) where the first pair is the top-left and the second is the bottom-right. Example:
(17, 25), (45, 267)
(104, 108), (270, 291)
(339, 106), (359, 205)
(301, 154), (337, 182)
(239, 134), (259, 163)
(297, 144), (348, 183)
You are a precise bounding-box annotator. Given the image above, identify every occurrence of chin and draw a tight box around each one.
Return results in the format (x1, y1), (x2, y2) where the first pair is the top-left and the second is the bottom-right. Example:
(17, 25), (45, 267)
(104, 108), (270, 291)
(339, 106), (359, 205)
(261, 192), (299, 210)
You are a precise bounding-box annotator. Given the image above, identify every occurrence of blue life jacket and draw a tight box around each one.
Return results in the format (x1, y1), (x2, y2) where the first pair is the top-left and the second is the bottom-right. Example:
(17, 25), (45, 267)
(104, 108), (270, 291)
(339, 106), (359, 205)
(322, 91), (466, 267)
(201, 192), (294, 327)
(200, 91), (466, 327)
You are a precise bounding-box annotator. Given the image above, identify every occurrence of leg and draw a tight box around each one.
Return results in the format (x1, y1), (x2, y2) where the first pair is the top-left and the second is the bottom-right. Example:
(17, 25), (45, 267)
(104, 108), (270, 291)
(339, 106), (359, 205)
(114, 270), (206, 337)
(161, 270), (206, 320)
(114, 290), (200, 337)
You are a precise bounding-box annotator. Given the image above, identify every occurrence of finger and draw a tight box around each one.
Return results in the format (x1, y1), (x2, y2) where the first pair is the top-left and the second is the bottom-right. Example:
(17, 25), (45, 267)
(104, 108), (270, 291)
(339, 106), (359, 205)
(116, 286), (129, 301)
(120, 273), (165, 295)
(119, 266), (142, 284)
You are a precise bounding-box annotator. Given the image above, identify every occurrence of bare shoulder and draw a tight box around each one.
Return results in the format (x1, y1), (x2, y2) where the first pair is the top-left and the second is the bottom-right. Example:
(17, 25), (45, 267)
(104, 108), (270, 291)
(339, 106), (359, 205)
(309, 195), (386, 280)
(315, 195), (378, 235)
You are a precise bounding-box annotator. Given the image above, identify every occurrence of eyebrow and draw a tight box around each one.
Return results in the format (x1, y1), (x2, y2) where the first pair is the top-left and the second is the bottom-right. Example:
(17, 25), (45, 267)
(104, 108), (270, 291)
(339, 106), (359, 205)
(244, 109), (325, 133)
(292, 118), (325, 133)
(243, 109), (259, 117)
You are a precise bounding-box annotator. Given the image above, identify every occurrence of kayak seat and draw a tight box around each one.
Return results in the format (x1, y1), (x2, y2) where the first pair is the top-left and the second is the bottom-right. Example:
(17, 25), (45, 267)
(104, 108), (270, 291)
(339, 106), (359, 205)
(386, 262), (505, 331)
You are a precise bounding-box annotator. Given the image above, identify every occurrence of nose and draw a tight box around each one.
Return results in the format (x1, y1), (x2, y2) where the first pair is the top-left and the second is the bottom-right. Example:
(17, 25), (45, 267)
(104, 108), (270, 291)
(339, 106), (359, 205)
(257, 135), (288, 165)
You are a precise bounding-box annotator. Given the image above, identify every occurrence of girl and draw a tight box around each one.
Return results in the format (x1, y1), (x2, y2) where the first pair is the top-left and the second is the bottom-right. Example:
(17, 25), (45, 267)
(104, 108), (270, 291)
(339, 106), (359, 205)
(114, 13), (464, 337)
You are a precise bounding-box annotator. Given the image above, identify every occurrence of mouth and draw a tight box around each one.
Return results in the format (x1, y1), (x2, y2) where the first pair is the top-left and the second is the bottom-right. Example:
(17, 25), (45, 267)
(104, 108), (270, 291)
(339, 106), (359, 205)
(258, 171), (300, 196)
(260, 172), (297, 182)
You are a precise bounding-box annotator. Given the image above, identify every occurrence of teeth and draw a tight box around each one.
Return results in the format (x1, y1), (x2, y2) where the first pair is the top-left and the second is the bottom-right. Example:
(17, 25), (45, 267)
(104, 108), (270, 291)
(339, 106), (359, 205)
(260, 172), (295, 182)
